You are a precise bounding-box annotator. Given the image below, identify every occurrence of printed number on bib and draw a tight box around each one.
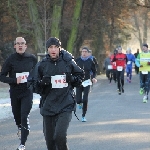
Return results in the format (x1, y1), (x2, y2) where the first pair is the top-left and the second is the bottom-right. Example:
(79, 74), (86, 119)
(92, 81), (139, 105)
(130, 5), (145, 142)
(82, 79), (92, 87)
(16, 72), (29, 83)
(51, 75), (68, 88)
(117, 66), (123, 71)
(108, 65), (112, 69)
(141, 71), (148, 74)
(127, 61), (131, 65)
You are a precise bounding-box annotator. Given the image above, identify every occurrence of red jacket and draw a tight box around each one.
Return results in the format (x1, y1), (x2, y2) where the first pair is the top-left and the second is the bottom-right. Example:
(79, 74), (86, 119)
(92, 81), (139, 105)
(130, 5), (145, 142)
(110, 54), (117, 70)
(115, 53), (127, 68)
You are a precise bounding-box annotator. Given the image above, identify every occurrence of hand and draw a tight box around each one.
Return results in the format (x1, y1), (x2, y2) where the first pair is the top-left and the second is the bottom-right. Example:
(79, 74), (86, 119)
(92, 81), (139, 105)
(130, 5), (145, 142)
(41, 76), (51, 85)
(92, 78), (97, 83)
(65, 73), (74, 83)
(17, 76), (22, 84)
(140, 65), (143, 67)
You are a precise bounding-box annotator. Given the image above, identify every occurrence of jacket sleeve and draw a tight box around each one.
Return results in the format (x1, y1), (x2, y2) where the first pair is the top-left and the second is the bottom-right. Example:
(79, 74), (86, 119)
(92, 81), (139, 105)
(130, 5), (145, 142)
(135, 54), (140, 67)
(103, 58), (106, 69)
(93, 57), (98, 68)
(91, 60), (97, 78)
(0, 57), (17, 84)
(70, 60), (84, 87)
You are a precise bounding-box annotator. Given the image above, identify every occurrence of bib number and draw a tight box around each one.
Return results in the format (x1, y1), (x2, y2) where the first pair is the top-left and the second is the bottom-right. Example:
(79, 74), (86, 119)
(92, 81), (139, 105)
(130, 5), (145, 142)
(51, 75), (68, 88)
(141, 71), (148, 74)
(117, 66), (123, 71)
(16, 72), (29, 83)
(82, 79), (92, 87)
(108, 65), (112, 69)
(127, 61), (131, 65)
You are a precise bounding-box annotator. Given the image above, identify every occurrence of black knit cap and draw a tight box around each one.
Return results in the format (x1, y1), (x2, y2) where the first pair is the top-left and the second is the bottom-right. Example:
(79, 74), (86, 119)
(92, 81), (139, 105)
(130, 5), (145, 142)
(82, 46), (90, 52)
(46, 37), (61, 49)
(143, 43), (148, 48)
(114, 49), (118, 54)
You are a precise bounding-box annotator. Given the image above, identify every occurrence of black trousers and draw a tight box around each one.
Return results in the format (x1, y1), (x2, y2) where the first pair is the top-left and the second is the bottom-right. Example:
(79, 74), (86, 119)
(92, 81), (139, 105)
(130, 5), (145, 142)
(43, 111), (72, 150)
(140, 72), (150, 95)
(112, 69), (117, 82)
(116, 69), (125, 90)
(135, 65), (139, 74)
(76, 85), (90, 117)
(10, 88), (33, 145)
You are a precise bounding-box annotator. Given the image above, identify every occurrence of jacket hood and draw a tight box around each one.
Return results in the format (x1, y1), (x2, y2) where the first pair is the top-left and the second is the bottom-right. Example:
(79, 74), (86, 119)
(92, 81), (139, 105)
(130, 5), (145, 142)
(61, 50), (74, 62)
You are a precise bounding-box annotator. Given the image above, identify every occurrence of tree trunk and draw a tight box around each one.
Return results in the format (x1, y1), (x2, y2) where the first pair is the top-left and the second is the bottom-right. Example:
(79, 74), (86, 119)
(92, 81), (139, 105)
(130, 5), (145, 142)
(28, 0), (43, 53)
(143, 8), (148, 44)
(50, 0), (64, 38)
(66, 0), (84, 53)
(133, 11), (143, 48)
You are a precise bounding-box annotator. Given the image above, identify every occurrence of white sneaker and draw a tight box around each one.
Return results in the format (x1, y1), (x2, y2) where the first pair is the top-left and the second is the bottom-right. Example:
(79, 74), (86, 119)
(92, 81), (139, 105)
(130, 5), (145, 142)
(143, 95), (148, 103)
(16, 144), (25, 150)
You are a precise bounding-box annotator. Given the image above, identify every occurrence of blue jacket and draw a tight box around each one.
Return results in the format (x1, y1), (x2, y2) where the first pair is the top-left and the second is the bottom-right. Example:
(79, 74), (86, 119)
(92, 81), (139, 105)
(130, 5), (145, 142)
(126, 53), (135, 67)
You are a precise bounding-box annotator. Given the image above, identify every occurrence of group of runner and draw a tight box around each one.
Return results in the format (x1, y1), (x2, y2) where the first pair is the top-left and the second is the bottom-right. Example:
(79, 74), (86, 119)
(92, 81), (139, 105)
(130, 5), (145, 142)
(0, 37), (98, 150)
(0, 36), (149, 150)
(103, 44), (150, 103)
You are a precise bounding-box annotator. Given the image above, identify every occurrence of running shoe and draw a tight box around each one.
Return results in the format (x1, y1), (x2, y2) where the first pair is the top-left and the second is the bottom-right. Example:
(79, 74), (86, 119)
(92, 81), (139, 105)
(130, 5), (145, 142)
(139, 88), (144, 95)
(78, 103), (83, 109)
(118, 90), (121, 95)
(16, 144), (25, 150)
(17, 128), (21, 140)
(143, 95), (148, 103)
(82, 117), (87, 122)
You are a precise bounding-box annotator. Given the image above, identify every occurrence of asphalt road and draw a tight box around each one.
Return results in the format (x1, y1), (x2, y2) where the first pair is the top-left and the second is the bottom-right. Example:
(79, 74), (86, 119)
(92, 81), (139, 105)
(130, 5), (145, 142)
(0, 73), (150, 150)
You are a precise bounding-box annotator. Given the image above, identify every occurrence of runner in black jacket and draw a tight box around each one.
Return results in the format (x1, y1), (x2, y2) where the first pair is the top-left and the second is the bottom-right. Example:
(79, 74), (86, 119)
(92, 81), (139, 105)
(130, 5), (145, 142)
(0, 37), (37, 150)
(37, 37), (84, 150)
(75, 46), (97, 122)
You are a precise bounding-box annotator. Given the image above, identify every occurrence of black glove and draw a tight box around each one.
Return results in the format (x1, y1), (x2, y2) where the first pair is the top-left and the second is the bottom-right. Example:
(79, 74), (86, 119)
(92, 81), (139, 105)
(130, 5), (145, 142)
(65, 73), (75, 83)
(41, 76), (51, 86)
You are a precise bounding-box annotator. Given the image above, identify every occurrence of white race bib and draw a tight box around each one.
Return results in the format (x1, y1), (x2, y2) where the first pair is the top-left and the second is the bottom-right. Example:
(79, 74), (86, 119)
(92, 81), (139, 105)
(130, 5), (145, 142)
(51, 75), (68, 88)
(117, 66), (123, 71)
(127, 61), (131, 65)
(82, 79), (92, 87)
(108, 65), (112, 69)
(16, 72), (29, 83)
(141, 71), (148, 74)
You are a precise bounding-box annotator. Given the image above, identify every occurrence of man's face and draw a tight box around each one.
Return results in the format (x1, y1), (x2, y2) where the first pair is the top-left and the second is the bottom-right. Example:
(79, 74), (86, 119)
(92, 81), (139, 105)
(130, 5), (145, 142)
(48, 45), (60, 59)
(142, 46), (148, 52)
(81, 49), (89, 58)
(118, 48), (122, 53)
(14, 37), (27, 54)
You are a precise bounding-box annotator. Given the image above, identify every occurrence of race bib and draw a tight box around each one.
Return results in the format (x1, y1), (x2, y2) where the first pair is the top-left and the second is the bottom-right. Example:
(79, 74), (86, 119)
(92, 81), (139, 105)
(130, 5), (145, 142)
(108, 65), (112, 69)
(127, 61), (131, 65)
(141, 71), (148, 74)
(82, 79), (92, 87)
(16, 72), (29, 83)
(117, 66), (123, 71)
(51, 75), (68, 88)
